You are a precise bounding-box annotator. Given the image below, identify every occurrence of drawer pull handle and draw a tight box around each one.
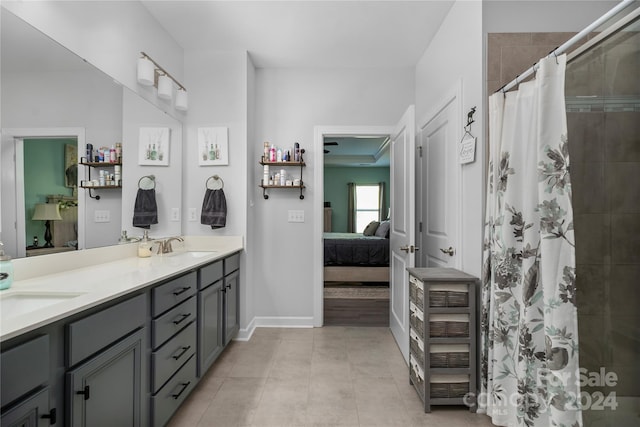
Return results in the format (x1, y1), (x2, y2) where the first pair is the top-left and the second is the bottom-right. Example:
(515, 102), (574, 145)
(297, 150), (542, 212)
(172, 345), (191, 360)
(172, 381), (191, 399)
(173, 313), (191, 325)
(41, 408), (56, 425)
(173, 286), (191, 296)
(76, 385), (90, 400)
(226, 284), (231, 290)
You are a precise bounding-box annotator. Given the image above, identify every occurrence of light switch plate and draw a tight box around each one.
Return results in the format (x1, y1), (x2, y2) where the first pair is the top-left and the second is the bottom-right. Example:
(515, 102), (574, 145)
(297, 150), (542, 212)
(188, 208), (198, 222)
(288, 210), (304, 223)
(170, 208), (180, 222)
(94, 210), (110, 223)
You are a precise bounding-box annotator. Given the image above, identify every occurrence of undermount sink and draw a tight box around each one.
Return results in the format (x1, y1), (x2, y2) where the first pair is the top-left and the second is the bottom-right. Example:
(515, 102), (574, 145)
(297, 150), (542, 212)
(0, 291), (85, 320)
(164, 251), (217, 259)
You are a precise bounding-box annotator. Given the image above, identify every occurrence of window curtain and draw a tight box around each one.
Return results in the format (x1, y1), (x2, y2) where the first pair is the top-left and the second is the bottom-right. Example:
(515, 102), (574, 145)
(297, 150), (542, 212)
(378, 182), (387, 220)
(347, 182), (356, 233)
(480, 55), (581, 427)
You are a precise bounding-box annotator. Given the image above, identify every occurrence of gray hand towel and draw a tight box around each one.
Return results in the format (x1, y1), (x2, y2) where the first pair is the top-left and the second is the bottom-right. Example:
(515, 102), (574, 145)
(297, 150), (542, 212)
(201, 189), (227, 229)
(133, 188), (158, 229)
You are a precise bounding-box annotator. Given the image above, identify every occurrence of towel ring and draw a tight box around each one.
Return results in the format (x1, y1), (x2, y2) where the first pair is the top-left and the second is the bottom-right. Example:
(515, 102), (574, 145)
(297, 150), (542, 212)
(206, 175), (224, 190)
(138, 175), (156, 190)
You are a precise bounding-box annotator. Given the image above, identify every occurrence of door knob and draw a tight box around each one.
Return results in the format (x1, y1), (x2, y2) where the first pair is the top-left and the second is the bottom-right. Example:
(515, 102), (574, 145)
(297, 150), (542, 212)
(400, 245), (410, 253)
(400, 245), (420, 253)
(440, 246), (455, 256)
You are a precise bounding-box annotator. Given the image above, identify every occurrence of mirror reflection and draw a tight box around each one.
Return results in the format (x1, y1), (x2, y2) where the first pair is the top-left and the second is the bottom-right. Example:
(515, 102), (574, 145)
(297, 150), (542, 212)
(0, 9), (183, 258)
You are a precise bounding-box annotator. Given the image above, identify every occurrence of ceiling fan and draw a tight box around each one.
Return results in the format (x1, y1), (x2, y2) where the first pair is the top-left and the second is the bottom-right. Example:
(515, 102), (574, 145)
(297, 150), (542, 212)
(324, 141), (338, 154)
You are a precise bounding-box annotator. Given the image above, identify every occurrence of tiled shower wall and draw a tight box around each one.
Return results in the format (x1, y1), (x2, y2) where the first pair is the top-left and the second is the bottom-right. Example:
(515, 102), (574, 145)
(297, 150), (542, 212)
(487, 29), (640, 420)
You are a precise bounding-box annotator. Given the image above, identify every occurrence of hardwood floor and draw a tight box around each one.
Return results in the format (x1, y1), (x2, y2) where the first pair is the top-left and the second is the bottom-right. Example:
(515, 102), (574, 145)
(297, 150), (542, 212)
(323, 282), (389, 326)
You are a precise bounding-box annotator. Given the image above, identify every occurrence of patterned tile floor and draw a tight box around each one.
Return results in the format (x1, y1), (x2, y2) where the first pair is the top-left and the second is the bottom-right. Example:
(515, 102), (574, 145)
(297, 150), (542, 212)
(167, 326), (496, 427)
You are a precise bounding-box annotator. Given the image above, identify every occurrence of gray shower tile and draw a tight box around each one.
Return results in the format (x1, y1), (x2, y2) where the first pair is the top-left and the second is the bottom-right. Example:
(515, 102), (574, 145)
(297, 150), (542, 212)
(578, 314), (606, 370)
(610, 316), (640, 367)
(566, 51), (605, 97)
(571, 162), (606, 214)
(610, 214), (640, 264)
(487, 42), (501, 83)
(606, 365), (640, 396)
(604, 42), (640, 97)
(606, 162), (640, 213)
(604, 112), (640, 162)
(500, 45), (550, 85)
(610, 265), (640, 316)
(487, 32), (531, 48)
(576, 264), (607, 316)
(567, 113), (604, 163)
(574, 214), (611, 265)
(531, 32), (578, 47)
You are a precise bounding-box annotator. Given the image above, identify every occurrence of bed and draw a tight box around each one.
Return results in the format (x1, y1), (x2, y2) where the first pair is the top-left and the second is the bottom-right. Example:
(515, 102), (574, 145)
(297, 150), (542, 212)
(323, 228), (390, 283)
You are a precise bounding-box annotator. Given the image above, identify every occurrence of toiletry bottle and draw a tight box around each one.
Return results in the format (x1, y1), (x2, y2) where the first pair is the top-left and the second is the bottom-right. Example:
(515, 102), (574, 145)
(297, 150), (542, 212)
(0, 241), (13, 291)
(270, 144), (276, 162)
(138, 230), (153, 258)
(263, 142), (269, 161)
(110, 145), (116, 163)
(276, 148), (282, 162)
(116, 142), (122, 163)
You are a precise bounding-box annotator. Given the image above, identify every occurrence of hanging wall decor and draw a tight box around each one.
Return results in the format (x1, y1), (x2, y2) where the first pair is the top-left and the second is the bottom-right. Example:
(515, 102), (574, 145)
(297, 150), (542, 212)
(198, 127), (229, 166)
(139, 127), (170, 166)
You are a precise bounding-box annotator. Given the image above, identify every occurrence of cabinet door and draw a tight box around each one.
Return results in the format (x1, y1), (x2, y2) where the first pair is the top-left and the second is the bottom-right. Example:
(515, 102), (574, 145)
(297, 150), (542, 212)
(67, 329), (145, 427)
(197, 281), (223, 376)
(1, 387), (51, 427)
(223, 270), (239, 346)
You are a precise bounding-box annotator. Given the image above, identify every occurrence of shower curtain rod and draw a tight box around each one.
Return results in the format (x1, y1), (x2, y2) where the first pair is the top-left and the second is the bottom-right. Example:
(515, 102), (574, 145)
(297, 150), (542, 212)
(497, 0), (636, 93)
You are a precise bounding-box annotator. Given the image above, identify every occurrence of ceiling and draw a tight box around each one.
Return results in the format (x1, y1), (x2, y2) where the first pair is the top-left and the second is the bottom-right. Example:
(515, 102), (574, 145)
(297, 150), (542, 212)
(141, 1), (455, 68)
(323, 136), (390, 168)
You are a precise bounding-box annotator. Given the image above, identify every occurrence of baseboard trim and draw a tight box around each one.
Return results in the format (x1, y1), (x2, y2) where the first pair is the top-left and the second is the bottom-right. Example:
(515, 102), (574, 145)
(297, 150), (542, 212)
(235, 317), (256, 341)
(254, 316), (315, 328)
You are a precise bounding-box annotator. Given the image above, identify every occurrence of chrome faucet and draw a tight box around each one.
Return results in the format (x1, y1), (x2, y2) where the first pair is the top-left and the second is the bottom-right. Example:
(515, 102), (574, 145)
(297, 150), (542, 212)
(156, 237), (184, 254)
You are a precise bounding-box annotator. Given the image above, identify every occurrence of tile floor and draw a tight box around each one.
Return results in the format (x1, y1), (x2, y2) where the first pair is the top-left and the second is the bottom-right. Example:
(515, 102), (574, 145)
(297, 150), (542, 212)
(167, 326), (496, 427)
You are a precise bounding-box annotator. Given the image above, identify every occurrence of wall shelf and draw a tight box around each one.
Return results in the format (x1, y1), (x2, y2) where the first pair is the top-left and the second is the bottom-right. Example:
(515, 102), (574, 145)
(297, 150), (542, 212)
(259, 148), (306, 200)
(80, 159), (122, 200)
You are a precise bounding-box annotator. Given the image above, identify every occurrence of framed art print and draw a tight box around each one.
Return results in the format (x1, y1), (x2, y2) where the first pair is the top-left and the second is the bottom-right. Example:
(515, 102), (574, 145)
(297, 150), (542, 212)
(198, 127), (229, 166)
(139, 127), (170, 166)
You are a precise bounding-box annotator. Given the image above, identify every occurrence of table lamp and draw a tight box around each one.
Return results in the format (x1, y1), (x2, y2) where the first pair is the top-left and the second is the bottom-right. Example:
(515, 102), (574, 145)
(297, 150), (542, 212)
(32, 203), (62, 248)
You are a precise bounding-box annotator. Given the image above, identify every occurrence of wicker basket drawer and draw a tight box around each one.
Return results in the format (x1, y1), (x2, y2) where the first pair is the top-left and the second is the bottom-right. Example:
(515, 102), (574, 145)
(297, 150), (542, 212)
(429, 284), (469, 308)
(429, 314), (469, 338)
(409, 275), (424, 309)
(409, 301), (424, 337)
(430, 374), (469, 399)
(409, 355), (425, 401)
(430, 344), (470, 368)
(409, 328), (425, 367)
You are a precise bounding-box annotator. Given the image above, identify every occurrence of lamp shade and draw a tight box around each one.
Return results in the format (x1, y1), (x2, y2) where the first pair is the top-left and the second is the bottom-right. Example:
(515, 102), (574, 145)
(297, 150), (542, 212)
(175, 88), (188, 111)
(157, 74), (173, 100)
(137, 56), (155, 86)
(32, 203), (62, 221)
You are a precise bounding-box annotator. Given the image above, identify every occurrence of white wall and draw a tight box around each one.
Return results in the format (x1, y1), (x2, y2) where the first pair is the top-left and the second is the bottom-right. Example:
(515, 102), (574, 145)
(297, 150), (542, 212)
(1, 0), (184, 116)
(251, 67), (414, 323)
(415, 1), (484, 278)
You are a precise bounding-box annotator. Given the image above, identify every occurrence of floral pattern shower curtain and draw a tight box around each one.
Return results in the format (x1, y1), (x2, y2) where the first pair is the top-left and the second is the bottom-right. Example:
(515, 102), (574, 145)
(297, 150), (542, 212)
(480, 55), (582, 427)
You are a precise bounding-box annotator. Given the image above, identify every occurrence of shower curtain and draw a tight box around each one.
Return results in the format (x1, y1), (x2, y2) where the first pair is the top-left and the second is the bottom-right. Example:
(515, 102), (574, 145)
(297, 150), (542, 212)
(480, 55), (582, 427)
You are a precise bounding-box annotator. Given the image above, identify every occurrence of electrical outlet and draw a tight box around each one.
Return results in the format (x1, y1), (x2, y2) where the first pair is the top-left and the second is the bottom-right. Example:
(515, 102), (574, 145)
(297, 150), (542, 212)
(170, 208), (180, 222)
(188, 208), (198, 222)
(288, 210), (304, 223)
(94, 210), (110, 223)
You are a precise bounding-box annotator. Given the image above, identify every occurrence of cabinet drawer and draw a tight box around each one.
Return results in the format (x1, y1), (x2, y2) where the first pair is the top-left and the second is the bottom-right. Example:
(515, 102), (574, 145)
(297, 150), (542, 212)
(152, 321), (196, 393)
(152, 271), (197, 316)
(429, 314), (470, 338)
(224, 253), (240, 275)
(409, 301), (424, 337)
(1, 335), (49, 407)
(152, 355), (196, 427)
(409, 275), (424, 309)
(1, 386), (50, 427)
(152, 297), (197, 349)
(409, 328), (425, 367)
(67, 294), (146, 367)
(409, 355), (425, 402)
(430, 374), (469, 398)
(429, 284), (469, 308)
(199, 260), (223, 290)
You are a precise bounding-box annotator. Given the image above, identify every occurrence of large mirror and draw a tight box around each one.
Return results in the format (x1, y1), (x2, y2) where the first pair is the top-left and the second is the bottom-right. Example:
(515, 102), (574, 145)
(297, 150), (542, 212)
(0, 8), (183, 258)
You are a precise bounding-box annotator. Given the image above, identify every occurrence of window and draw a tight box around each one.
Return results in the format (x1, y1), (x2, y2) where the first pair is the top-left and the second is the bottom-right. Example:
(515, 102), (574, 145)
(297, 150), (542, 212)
(355, 184), (380, 233)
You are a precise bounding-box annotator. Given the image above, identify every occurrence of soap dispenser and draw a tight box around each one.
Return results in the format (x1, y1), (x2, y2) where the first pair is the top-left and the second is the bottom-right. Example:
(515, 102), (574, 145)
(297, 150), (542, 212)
(137, 230), (153, 258)
(0, 241), (13, 290)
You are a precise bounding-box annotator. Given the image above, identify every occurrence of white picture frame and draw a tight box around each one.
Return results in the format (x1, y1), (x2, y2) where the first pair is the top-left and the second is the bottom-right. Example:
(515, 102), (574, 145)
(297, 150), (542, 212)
(198, 127), (229, 166)
(139, 127), (170, 166)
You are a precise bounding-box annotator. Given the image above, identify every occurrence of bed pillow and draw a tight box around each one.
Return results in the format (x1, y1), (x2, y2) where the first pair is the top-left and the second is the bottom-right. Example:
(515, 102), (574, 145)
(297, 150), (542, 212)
(363, 221), (380, 236)
(375, 220), (390, 238)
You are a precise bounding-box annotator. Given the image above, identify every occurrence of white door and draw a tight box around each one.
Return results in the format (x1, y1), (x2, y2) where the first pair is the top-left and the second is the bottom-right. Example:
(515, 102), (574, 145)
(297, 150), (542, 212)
(418, 93), (460, 268)
(389, 105), (415, 362)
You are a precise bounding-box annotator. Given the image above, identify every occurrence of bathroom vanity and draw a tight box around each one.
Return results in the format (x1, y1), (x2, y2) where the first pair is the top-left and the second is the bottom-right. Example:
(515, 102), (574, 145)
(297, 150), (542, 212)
(0, 236), (242, 427)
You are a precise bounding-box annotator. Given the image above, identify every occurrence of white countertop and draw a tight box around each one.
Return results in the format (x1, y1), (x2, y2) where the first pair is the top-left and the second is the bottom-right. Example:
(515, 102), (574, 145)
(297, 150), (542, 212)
(0, 236), (243, 342)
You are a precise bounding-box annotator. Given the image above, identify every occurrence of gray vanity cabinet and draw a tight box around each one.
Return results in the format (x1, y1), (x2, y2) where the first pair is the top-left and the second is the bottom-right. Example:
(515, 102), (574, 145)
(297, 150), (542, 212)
(66, 329), (145, 427)
(66, 294), (147, 427)
(1, 388), (51, 427)
(223, 253), (240, 345)
(197, 279), (223, 376)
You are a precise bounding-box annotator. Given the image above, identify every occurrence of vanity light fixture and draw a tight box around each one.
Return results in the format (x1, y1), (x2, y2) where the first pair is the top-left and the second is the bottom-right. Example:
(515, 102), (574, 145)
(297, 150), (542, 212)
(137, 52), (188, 111)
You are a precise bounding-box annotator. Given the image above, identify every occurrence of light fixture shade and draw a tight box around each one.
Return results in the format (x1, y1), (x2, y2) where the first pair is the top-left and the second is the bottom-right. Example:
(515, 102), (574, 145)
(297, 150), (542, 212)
(175, 89), (188, 111)
(32, 203), (62, 221)
(157, 74), (173, 100)
(137, 57), (155, 86)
